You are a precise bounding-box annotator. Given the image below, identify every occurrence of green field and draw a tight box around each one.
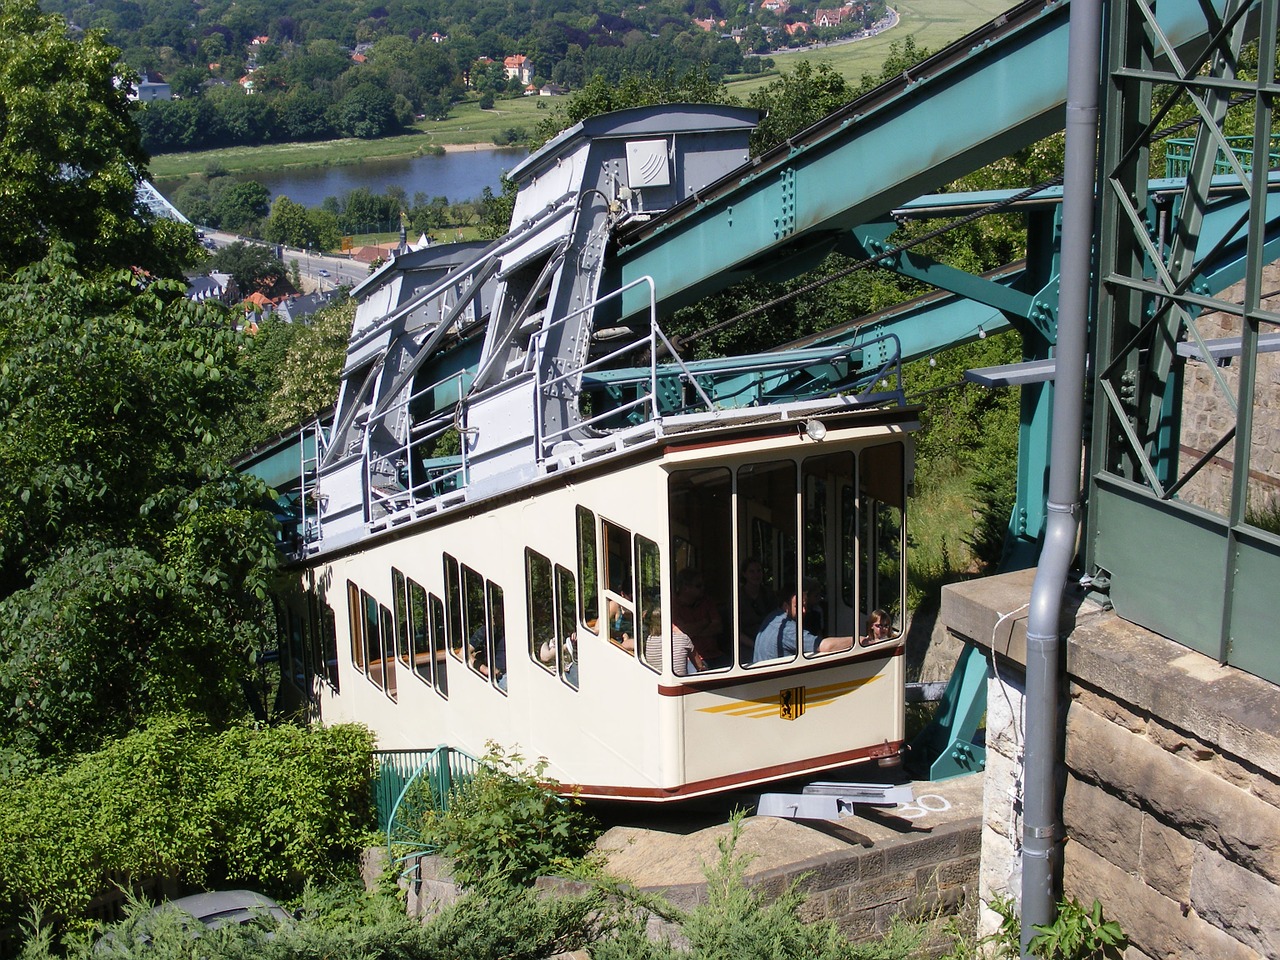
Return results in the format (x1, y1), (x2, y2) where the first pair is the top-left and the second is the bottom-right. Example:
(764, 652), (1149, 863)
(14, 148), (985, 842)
(727, 0), (1015, 98)
(148, 0), (1012, 183)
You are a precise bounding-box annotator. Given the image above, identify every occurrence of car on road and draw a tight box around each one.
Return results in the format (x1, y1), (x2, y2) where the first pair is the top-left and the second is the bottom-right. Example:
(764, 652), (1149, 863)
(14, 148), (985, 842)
(318, 269), (330, 277)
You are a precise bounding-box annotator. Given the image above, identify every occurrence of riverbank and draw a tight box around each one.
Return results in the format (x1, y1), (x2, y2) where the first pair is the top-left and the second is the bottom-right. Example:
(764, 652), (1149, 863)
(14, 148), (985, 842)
(149, 96), (550, 183)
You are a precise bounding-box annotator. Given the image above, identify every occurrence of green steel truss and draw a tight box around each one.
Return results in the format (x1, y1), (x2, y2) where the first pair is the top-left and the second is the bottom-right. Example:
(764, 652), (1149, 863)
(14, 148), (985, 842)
(1088, 0), (1280, 681)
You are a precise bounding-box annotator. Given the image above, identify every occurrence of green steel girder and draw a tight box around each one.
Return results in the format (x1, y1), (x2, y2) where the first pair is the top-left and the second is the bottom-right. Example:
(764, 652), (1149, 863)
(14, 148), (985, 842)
(614, 0), (1238, 323)
(843, 220), (1055, 342)
(803, 271), (1022, 364)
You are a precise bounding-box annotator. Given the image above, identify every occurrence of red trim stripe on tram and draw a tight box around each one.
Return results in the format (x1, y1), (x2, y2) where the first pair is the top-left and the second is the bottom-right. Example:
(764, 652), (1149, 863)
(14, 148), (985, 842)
(567, 741), (906, 800)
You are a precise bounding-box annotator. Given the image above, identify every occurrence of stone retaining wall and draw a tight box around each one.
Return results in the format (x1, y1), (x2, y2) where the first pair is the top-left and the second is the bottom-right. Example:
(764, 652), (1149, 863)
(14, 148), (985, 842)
(397, 816), (981, 946)
(943, 569), (1280, 960)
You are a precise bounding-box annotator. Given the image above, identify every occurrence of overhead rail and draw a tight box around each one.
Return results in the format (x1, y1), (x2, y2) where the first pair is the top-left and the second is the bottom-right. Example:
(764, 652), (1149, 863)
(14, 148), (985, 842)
(612, 0), (1242, 321)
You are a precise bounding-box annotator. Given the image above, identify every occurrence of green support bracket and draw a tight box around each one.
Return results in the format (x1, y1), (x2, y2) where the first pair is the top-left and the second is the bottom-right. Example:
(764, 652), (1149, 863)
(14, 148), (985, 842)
(909, 642), (990, 781)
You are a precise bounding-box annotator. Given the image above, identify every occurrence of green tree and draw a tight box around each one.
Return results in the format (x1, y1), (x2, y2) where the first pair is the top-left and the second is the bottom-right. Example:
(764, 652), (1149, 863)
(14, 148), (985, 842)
(265, 296), (354, 431)
(0, 248), (279, 761)
(334, 82), (401, 138)
(209, 240), (286, 295)
(478, 178), (518, 239)
(0, 0), (180, 278)
(212, 179), (271, 233)
(747, 60), (850, 154)
(264, 195), (318, 248)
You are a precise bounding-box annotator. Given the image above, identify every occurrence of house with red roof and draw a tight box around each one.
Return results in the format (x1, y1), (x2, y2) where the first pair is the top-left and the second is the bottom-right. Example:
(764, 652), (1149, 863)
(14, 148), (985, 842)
(814, 6), (850, 27)
(503, 54), (534, 84)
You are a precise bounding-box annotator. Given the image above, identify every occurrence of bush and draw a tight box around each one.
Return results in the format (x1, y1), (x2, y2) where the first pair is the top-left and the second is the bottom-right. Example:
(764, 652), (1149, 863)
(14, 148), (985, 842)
(0, 716), (376, 936)
(413, 744), (601, 889)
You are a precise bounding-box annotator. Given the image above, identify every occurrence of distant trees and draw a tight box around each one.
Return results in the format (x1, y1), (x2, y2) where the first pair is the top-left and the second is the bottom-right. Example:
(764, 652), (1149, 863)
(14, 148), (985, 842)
(0, 0), (167, 277)
(45, 0), (772, 156)
(333, 82), (402, 138)
(209, 240), (287, 294)
(264, 196), (342, 250)
(172, 174), (271, 232)
(215, 180), (272, 231)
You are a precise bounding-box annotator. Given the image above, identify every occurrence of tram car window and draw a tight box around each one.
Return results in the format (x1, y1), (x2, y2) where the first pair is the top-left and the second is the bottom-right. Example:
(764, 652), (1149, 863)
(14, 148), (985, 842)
(405, 575), (424, 683)
(311, 590), (339, 692)
(380, 602), (398, 699)
(526, 549), (556, 675)
(346, 581), (363, 671)
(601, 519), (636, 653)
(363, 592), (380, 682)
(350, 587), (397, 701)
(463, 565), (487, 679)
(443, 554), (463, 661)
(859, 443), (905, 638)
(555, 565), (579, 690)
(575, 506), (599, 633)
(392, 568), (411, 674)
(802, 452), (855, 652)
(428, 592), (448, 696)
(636, 536), (662, 674)
(669, 467), (733, 671)
(486, 581), (507, 693)
(406, 577), (440, 693)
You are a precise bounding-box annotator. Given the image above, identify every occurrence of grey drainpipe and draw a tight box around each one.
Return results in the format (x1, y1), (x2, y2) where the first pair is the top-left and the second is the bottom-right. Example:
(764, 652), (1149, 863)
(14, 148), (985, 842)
(1021, 0), (1103, 952)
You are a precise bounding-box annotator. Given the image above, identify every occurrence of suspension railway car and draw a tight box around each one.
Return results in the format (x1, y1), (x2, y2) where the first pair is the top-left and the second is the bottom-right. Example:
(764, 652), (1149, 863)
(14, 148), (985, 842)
(271, 105), (917, 800)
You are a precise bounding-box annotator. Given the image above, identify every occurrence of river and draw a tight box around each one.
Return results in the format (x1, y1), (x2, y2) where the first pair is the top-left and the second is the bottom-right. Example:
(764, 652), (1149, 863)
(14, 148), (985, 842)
(227, 146), (528, 208)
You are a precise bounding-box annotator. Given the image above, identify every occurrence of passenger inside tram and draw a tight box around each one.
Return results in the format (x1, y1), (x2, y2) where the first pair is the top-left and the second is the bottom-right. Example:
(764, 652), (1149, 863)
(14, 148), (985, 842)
(752, 582), (855, 663)
(606, 585), (635, 650)
(736, 557), (773, 661)
(670, 567), (726, 669)
(860, 608), (893, 646)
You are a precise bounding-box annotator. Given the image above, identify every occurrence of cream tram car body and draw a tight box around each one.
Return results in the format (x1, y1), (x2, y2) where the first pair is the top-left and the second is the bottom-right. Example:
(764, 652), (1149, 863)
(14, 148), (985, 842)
(280, 105), (917, 800)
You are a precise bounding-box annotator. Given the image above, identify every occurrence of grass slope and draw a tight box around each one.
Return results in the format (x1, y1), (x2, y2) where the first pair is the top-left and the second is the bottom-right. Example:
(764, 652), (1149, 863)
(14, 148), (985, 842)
(728, 0), (1014, 97)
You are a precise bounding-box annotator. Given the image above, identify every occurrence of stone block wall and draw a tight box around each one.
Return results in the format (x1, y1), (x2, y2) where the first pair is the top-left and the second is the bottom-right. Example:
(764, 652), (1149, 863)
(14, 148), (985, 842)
(1060, 618), (1280, 959)
(976, 664), (1026, 937)
(394, 817), (981, 946)
(943, 571), (1280, 959)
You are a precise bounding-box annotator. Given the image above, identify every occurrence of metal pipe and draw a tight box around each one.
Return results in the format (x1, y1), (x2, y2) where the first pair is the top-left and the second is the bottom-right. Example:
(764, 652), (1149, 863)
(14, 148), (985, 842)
(1021, 0), (1103, 951)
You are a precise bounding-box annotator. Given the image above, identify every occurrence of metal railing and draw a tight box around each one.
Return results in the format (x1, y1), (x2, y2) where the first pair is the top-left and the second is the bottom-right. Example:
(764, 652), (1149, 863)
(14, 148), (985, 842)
(381, 746), (483, 873)
(1164, 135), (1280, 179)
(533, 277), (717, 456)
(363, 370), (473, 519)
(298, 419), (330, 546)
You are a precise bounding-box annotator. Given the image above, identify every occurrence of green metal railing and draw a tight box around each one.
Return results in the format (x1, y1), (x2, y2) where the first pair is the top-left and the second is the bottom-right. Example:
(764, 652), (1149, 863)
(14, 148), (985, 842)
(378, 745), (482, 876)
(1164, 135), (1280, 178)
(375, 745), (481, 830)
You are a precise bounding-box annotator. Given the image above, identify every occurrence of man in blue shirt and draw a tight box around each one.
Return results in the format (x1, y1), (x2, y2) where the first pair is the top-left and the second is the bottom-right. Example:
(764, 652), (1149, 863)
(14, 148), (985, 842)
(752, 583), (856, 663)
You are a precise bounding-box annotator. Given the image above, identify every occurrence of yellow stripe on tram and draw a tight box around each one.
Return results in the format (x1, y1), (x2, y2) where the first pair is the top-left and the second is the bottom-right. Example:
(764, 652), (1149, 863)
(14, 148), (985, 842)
(696, 675), (881, 718)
